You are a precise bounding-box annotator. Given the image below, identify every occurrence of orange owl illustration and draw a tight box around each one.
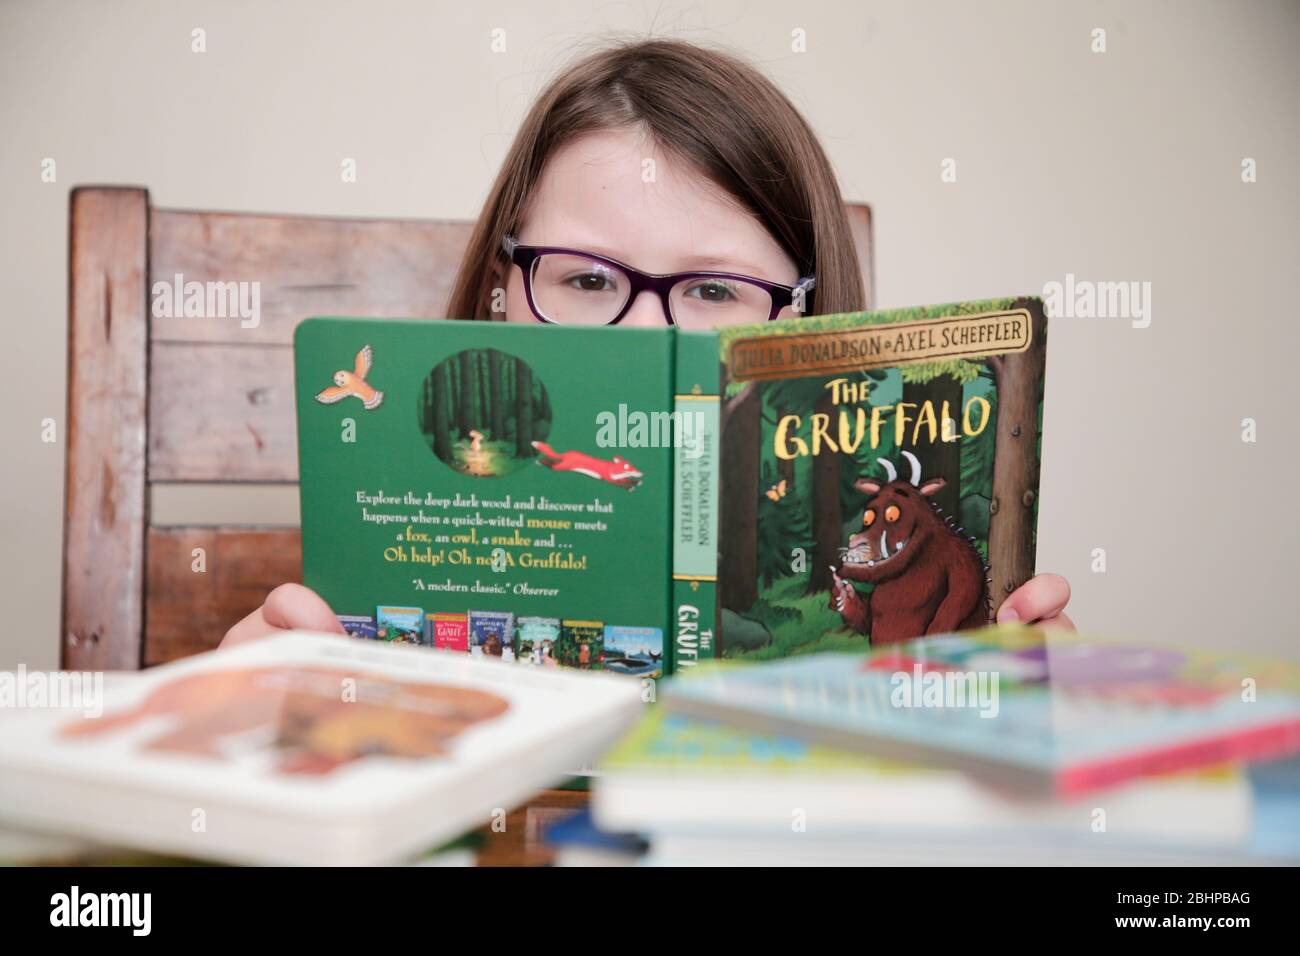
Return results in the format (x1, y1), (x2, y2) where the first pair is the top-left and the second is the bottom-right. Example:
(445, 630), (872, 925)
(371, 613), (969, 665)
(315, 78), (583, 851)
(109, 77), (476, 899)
(315, 345), (384, 410)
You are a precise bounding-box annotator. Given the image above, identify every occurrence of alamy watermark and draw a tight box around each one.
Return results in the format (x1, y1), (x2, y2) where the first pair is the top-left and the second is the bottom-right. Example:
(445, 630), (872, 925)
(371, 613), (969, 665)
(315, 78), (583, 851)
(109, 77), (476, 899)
(890, 664), (1000, 719)
(595, 404), (707, 458)
(0, 665), (103, 718)
(151, 273), (261, 328)
(1042, 273), (1151, 329)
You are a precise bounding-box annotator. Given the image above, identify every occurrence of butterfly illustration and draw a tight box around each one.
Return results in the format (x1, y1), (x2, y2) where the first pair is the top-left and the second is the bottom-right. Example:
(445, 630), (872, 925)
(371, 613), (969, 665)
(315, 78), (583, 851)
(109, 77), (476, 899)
(764, 479), (788, 502)
(315, 345), (384, 410)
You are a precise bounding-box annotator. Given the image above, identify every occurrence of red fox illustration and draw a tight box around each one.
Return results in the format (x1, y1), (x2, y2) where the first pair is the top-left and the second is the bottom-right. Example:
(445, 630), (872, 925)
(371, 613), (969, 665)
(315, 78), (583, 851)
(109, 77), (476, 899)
(531, 441), (642, 490)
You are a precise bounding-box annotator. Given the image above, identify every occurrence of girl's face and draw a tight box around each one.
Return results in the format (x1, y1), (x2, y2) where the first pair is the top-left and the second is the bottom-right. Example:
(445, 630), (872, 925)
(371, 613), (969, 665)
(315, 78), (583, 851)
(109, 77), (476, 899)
(506, 128), (801, 328)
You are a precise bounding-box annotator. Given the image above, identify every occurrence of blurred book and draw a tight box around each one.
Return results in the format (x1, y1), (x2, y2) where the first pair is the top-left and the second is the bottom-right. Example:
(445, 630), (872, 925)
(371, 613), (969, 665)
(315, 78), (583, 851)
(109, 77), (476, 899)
(661, 625), (1300, 797)
(593, 711), (1252, 860)
(542, 807), (647, 867)
(0, 632), (643, 865)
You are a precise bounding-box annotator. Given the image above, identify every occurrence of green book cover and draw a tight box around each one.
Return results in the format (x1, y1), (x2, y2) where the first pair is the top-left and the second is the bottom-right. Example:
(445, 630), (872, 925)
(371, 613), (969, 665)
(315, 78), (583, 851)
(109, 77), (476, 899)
(294, 298), (1046, 672)
(294, 318), (673, 675)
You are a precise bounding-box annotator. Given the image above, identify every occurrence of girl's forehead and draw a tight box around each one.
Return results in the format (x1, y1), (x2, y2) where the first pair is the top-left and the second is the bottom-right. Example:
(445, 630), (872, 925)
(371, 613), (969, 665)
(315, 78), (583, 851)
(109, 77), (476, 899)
(519, 129), (797, 279)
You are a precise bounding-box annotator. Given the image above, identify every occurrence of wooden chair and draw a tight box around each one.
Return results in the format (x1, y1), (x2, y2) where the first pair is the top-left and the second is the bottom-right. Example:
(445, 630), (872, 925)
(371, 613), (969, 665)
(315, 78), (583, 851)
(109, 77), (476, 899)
(62, 186), (873, 865)
(62, 186), (874, 673)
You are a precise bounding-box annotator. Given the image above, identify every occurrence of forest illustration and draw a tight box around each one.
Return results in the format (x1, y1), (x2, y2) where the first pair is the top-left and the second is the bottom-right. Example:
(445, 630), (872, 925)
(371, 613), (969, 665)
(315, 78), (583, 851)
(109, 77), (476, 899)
(717, 298), (1047, 660)
(417, 348), (552, 478)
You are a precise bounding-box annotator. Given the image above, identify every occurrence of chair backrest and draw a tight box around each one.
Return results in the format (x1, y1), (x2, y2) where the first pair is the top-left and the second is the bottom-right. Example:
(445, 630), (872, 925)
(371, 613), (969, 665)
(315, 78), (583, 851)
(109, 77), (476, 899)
(62, 186), (875, 669)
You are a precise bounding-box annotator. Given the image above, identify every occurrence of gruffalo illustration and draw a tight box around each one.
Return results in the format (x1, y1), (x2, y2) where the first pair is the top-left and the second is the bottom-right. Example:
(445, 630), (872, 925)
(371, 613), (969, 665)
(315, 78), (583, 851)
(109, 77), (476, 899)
(830, 451), (990, 645)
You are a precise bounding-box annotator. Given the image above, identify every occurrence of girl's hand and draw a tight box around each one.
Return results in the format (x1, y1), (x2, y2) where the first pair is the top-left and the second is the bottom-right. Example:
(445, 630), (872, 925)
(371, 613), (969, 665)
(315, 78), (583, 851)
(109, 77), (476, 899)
(995, 573), (1074, 631)
(220, 583), (346, 648)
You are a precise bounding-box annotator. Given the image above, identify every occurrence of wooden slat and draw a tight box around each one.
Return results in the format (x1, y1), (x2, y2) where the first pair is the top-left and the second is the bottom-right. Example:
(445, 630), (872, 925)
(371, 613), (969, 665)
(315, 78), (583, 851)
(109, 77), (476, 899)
(63, 187), (150, 670)
(149, 342), (298, 482)
(845, 202), (875, 310)
(143, 526), (302, 666)
(149, 210), (474, 345)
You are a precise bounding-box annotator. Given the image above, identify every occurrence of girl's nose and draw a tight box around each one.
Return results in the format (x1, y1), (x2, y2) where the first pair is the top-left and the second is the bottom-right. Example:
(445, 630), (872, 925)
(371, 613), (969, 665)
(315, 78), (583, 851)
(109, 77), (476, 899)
(618, 291), (671, 328)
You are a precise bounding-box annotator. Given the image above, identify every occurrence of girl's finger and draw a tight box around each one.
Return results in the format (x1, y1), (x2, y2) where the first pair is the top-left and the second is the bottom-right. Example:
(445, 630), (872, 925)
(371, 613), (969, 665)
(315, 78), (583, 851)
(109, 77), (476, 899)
(996, 573), (1071, 625)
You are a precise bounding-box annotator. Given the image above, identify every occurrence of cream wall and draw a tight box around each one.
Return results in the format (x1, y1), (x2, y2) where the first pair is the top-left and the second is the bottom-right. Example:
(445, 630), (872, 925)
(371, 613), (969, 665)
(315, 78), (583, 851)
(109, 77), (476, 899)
(1, 0), (1296, 669)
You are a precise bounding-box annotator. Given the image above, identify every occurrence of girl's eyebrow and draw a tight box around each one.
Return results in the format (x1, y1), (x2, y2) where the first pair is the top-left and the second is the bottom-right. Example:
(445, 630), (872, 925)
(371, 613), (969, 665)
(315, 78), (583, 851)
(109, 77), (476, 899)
(681, 254), (770, 275)
(572, 242), (771, 277)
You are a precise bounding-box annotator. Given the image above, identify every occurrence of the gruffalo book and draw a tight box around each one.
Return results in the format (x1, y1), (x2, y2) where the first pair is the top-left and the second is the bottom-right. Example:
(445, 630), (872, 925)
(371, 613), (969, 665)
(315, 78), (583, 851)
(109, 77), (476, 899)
(677, 296), (1048, 666)
(293, 297), (1046, 673)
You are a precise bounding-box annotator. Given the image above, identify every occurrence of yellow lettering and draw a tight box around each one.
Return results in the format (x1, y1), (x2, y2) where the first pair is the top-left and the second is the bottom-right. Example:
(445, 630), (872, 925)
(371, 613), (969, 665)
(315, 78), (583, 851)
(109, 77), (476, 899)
(774, 414), (807, 459)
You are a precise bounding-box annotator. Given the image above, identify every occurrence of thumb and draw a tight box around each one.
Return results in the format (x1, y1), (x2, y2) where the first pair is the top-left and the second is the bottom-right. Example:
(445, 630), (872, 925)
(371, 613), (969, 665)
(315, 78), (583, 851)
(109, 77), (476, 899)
(262, 583), (346, 634)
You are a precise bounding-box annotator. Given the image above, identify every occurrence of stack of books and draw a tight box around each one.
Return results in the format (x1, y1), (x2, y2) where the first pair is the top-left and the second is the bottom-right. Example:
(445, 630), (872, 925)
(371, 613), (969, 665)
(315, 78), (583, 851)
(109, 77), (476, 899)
(589, 625), (1300, 866)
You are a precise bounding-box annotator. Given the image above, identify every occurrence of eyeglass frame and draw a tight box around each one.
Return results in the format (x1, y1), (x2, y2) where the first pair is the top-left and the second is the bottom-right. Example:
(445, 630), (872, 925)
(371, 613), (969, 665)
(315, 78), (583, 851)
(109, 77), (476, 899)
(501, 235), (816, 326)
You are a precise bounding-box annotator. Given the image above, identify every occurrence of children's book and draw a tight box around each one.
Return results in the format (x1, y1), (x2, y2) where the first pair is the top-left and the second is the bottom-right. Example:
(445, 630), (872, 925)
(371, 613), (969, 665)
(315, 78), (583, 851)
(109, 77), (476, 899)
(659, 625), (1300, 796)
(295, 322), (676, 672)
(426, 611), (468, 651)
(294, 298), (1046, 673)
(337, 614), (377, 640)
(592, 710), (1251, 845)
(0, 633), (644, 865)
(376, 604), (424, 645)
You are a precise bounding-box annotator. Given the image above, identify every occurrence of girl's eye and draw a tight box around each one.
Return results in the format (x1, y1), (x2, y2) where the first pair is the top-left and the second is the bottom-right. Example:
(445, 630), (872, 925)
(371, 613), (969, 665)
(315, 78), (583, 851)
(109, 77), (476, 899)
(564, 271), (619, 293)
(684, 280), (739, 304)
(885, 505), (901, 522)
(863, 509), (876, 527)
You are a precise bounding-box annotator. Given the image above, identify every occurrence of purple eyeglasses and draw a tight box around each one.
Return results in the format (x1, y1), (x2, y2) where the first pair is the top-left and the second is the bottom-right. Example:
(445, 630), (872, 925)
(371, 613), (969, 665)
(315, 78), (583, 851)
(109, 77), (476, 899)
(502, 235), (815, 328)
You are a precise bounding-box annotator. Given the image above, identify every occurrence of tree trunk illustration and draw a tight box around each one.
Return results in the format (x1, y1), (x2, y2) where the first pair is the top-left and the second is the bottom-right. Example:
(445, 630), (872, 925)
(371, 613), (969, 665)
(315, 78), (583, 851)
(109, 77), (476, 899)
(807, 388), (841, 594)
(488, 350), (505, 440)
(515, 359), (533, 457)
(776, 404), (795, 489)
(458, 351), (477, 437)
(902, 374), (962, 517)
(985, 298), (1048, 615)
(431, 362), (452, 460)
(719, 382), (760, 612)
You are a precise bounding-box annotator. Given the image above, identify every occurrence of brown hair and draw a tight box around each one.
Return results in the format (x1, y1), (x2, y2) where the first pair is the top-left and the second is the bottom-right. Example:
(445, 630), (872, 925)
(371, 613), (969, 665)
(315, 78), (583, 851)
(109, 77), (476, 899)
(445, 38), (864, 321)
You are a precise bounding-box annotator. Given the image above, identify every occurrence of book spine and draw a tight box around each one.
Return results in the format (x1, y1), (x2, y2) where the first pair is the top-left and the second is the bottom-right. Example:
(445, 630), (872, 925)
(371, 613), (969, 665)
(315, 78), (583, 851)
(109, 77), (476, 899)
(669, 331), (721, 673)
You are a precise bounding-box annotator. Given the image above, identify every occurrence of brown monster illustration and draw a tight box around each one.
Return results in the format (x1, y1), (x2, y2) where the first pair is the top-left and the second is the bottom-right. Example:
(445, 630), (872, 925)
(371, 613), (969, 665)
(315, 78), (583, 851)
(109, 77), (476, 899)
(830, 451), (990, 646)
(60, 666), (510, 774)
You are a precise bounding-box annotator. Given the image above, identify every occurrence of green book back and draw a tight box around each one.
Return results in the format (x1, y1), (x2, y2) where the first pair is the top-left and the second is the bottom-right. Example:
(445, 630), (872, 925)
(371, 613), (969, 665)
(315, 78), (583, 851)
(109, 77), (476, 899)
(295, 318), (673, 674)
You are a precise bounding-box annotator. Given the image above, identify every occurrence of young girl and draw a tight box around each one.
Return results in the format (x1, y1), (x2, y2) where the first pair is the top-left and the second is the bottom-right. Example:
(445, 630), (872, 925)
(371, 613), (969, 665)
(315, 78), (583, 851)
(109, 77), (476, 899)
(222, 38), (1072, 647)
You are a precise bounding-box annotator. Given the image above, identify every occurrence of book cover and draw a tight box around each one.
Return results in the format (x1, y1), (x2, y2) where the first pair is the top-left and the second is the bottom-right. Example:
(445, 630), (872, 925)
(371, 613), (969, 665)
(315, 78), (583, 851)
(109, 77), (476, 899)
(376, 605), (425, 645)
(593, 710), (1251, 846)
(707, 297), (1047, 660)
(337, 614), (377, 640)
(603, 625), (664, 679)
(294, 318), (674, 671)
(469, 609), (515, 660)
(426, 611), (468, 652)
(558, 619), (604, 670)
(296, 300), (1047, 670)
(660, 624), (1300, 796)
(0, 633), (645, 865)
(516, 615), (560, 666)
